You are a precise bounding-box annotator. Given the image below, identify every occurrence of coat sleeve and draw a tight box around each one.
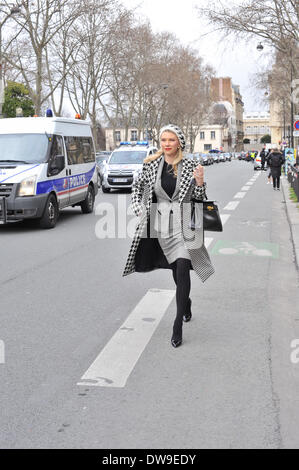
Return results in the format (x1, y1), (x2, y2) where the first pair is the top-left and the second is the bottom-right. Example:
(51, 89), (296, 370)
(131, 164), (148, 216)
(192, 181), (207, 201)
(191, 160), (207, 200)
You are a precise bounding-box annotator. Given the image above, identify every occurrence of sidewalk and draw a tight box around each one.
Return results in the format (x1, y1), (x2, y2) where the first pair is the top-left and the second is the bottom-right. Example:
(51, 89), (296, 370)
(281, 176), (299, 271)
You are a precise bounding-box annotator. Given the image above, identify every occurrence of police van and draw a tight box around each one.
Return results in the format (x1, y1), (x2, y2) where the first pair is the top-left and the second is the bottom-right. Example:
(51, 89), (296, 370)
(102, 141), (158, 192)
(0, 116), (98, 228)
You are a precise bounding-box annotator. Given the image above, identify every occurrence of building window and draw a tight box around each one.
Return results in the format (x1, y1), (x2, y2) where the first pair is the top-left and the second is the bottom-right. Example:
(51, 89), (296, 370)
(204, 144), (212, 150)
(115, 131), (121, 142)
(131, 130), (138, 141)
(200, 132), (205, 140)
(211, 131), (216, 139)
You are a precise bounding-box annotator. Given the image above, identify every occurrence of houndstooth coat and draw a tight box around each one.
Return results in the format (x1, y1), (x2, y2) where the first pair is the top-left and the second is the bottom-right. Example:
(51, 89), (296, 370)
(122, 156), (215, 282)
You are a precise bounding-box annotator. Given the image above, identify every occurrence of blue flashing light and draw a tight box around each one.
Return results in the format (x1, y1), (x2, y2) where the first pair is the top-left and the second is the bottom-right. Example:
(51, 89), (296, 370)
(46, 108), (53, 117)
(136, 141), (149, 146)
(120, 141), (131, 146)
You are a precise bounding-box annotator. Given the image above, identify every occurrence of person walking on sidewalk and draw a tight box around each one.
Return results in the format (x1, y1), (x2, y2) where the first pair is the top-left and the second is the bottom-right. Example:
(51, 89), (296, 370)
(123, 124), (215, 348)
(267, 147), (285, 190)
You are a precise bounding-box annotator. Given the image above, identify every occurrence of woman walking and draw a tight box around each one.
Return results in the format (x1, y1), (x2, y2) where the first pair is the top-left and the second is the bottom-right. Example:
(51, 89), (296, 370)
(123, 125), (214, 348)
(267, 147), (285, 190)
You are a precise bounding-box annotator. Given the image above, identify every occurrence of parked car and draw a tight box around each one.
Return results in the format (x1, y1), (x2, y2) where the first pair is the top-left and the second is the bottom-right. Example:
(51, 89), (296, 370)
(207, 153), (214, 165)
(218, 153), (226, 162)
(254, 153), (263, 170)
(224, 152), (232, 161)
(96, 151), (111, 186)
(200, 154), (210, 166)
(192, 153), (204, 165)
(211, 153), (219, 163)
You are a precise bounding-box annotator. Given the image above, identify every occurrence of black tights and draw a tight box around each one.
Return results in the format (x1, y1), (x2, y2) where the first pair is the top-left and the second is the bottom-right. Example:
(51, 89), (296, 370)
(171, 258), (191, 336)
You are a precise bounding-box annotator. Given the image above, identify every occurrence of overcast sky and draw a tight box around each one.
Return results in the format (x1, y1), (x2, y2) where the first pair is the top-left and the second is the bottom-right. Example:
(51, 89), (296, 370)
(123, 0), (271, 113)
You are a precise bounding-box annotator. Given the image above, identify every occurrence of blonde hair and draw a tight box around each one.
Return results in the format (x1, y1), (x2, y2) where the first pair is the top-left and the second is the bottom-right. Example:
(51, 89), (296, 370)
(144, 148), (183, 176)
(144, 130), (184, 177)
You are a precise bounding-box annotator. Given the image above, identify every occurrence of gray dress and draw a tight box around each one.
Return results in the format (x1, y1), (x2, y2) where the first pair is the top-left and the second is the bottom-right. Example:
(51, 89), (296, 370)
(154, 156), (191, 265)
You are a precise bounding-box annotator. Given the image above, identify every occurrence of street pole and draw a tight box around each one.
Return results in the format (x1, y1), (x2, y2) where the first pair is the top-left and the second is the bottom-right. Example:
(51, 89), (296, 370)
(290, 49), (294, 148)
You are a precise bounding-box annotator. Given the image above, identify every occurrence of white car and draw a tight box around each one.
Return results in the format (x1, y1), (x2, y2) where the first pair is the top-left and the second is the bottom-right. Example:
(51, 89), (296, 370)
(102, 142), (158, 192)
(254, 154), (263, 170)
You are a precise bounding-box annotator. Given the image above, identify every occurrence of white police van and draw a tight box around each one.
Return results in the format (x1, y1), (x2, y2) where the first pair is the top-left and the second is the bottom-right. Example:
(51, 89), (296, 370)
(0, 116), (98, 228)
(102, 141), (158, 192)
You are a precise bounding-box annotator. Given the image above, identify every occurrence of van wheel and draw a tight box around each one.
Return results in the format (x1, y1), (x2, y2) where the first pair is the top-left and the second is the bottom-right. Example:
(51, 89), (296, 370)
(39, 194), (59, 229)
(81, 185), (95, 213)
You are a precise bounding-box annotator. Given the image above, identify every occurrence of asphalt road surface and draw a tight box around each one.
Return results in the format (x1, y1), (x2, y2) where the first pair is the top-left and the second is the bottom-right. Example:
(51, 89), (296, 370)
(1, 159), (299, 449)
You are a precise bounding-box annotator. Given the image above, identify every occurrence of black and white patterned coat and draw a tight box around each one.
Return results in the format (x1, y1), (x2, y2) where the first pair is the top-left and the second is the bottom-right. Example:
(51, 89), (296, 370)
(122, 156), (215, 282)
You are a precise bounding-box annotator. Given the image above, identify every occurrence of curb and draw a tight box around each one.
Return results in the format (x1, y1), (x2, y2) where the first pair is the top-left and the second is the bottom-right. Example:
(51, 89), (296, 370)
(281, 176), (299, 271)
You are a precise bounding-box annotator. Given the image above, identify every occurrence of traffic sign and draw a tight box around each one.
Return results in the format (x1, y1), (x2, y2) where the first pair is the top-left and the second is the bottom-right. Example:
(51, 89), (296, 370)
(293, 130), (299, 137)
(294, 120), (299, 130)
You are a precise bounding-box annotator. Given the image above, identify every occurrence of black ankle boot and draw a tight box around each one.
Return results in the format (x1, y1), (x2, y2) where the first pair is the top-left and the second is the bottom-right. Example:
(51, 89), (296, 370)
(183, 298), (192, 323)
(171, 317), (182, 348)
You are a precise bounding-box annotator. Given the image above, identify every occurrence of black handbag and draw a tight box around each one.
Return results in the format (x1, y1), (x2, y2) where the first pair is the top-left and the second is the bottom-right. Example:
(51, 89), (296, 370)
(190, 199), (223, 232)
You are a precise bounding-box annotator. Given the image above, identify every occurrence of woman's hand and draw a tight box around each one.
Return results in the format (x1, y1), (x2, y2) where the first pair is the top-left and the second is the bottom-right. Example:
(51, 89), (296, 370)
(193, 164), (204, 187)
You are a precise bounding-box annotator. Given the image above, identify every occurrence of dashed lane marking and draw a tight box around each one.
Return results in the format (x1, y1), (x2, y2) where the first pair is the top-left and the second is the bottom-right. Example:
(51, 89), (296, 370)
(220, 214), (231, 225)
(234, 192), (246, 199)
(223, 201), (240, 211)
(241, 186), (250, 191)
(77, 289), (175, 388)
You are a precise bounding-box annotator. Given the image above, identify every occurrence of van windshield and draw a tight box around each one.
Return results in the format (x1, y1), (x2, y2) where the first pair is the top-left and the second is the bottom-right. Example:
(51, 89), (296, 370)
(109, 151), (147, 165)
(0, 134), (50, 164)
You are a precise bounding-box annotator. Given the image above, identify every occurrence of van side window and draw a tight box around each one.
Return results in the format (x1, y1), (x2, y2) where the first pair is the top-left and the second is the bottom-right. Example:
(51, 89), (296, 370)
(65, 136), (95, 165)
(50, 135), (64, 159)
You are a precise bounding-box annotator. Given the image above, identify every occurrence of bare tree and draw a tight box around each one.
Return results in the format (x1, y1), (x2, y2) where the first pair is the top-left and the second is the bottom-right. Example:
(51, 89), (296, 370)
(3, 0), (80, 115)
(65, 0), (128, 147)
(196, 0), (299, 55)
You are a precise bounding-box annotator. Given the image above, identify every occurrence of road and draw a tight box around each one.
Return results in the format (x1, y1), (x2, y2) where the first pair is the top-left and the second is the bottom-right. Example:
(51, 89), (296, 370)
(1, 159), (299, 449)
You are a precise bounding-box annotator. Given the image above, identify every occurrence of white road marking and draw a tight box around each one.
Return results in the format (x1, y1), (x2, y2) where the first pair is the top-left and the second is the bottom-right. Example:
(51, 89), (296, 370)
(246, 182), (254, 185)
(223, 201), (240, 211)
(220, 214), (231, 225)
(234, 192), (246, 199)
(77, 289), (175, 388)
(205, 237), (213, 248)
(241, 186), (250, 191)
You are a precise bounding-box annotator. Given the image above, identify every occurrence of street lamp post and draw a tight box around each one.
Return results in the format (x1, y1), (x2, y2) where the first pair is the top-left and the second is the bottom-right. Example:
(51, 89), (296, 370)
(257, 41), (296, 148)
(0, 5), (21, 118)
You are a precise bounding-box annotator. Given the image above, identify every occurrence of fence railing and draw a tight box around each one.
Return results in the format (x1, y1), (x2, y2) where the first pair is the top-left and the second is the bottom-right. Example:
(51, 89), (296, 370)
(288, 164), (299, 200)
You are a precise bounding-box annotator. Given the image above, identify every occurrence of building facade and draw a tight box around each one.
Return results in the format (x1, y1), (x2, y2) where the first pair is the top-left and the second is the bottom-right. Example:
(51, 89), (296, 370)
(243, 112), (271, 148)
(193, 125), (229, 153)
(210, 77), (244, 151)
(105, 127), (151, 151)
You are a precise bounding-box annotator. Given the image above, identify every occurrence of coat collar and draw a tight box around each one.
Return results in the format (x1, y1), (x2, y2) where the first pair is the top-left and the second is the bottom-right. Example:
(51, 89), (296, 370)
(147, 156), (194, 204)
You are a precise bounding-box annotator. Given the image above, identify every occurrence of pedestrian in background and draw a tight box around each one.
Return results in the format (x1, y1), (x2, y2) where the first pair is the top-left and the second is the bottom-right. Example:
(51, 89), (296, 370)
(123, 124), (215, 348)
(260, 148), (267, 171)
(267, 147), (285, 190)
